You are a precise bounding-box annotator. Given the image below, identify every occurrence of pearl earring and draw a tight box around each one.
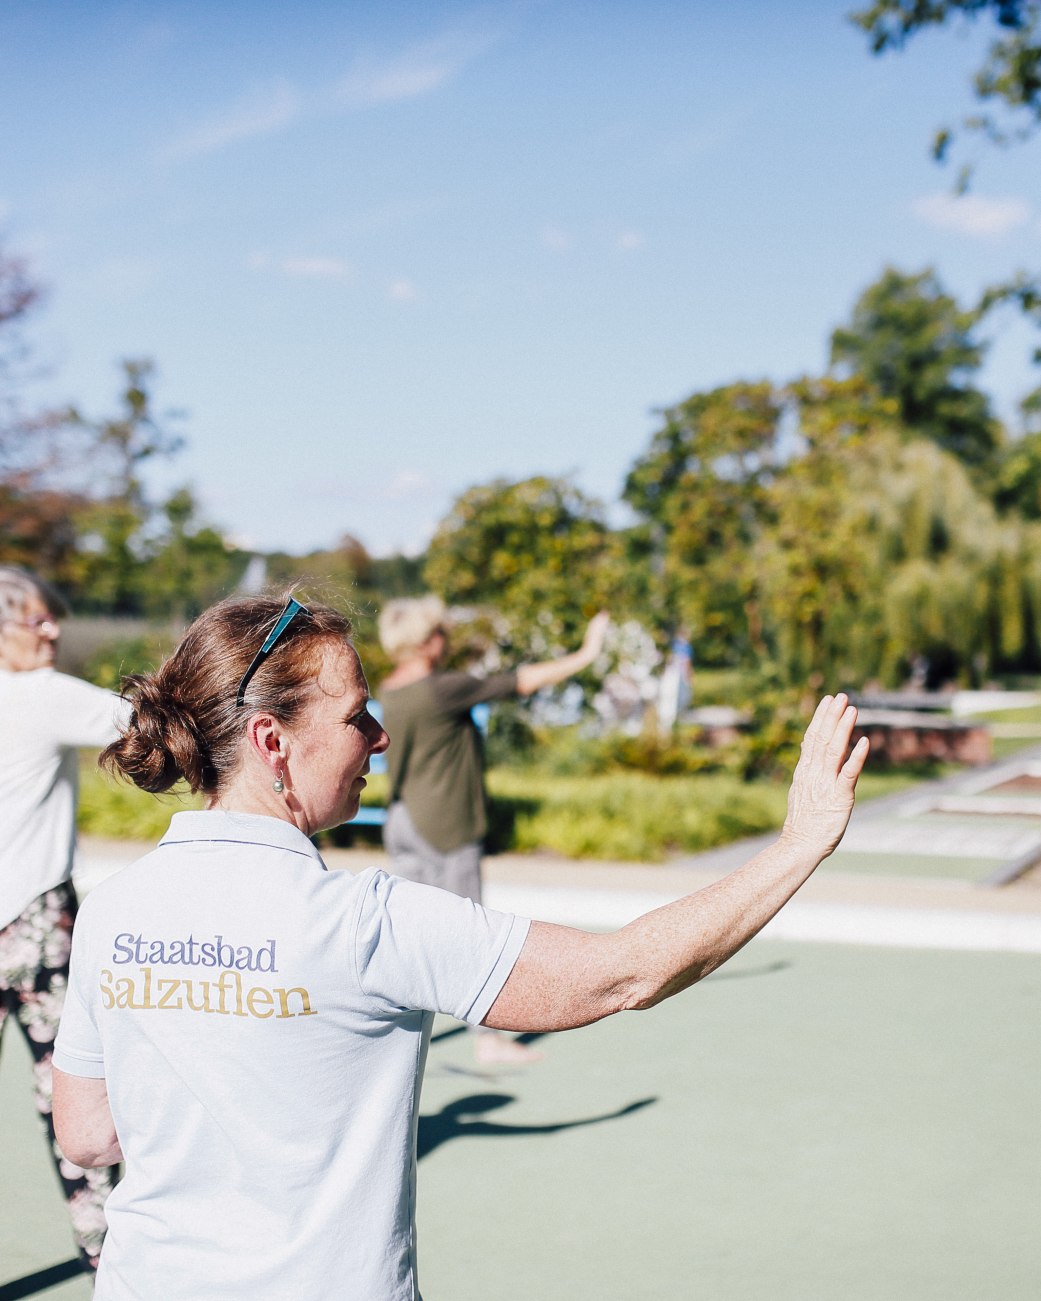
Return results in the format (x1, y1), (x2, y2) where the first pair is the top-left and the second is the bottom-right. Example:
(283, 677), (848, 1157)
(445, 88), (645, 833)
(273, 770), (285, 794)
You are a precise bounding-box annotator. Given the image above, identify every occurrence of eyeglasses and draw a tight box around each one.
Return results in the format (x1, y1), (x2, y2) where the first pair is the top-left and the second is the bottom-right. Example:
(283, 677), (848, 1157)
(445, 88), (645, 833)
(2, 615), (59, 635)
(235, 598), (310, 708)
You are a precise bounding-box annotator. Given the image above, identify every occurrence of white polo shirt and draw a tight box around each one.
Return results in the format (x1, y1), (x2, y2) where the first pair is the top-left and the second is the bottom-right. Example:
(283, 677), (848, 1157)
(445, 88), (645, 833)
(54, 810), (530, 1301)
(0, 667), (129, 928)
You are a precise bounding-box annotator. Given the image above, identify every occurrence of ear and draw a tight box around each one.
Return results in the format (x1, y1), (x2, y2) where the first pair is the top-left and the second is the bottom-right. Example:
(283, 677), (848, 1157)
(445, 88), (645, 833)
(244, 713), (289, 774)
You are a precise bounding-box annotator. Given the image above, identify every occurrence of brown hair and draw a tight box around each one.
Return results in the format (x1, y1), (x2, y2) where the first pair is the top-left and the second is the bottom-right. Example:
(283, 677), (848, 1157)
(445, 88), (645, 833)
(101, 594), (353, 796)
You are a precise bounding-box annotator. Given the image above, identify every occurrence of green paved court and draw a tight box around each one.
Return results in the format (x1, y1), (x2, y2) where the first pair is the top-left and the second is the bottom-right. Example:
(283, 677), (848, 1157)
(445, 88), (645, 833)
(416, 940), (1040, 1299)
(826, 847), (1007, 880)
(4, 937), (1038, 1300)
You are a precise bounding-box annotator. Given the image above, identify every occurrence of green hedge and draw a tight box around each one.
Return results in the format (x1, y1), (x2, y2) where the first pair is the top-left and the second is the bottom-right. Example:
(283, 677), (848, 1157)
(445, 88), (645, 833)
(79, 755), (918, 862)
(77, 758), (203, 841)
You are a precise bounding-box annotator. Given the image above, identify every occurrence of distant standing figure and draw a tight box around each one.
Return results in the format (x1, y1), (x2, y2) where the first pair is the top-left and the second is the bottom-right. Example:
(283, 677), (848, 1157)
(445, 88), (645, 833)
(657, 629), (693, 734)
(377, 597), (608, 1063)
(0, 566), (128, 1272)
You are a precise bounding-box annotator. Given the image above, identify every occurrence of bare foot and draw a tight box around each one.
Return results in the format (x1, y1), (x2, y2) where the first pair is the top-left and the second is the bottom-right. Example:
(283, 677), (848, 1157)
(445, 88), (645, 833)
(474, 1034), (544, 1065)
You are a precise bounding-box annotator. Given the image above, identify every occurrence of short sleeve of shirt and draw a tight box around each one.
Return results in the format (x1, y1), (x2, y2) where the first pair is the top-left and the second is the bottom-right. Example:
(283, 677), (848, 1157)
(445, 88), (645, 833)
(352, 870), (530, 1024)
(430, 671), (518, 716)
(53, 901), (106, 1078)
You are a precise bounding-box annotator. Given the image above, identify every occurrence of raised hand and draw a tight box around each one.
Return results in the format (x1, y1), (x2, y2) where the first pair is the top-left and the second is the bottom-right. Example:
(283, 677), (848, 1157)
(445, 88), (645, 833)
(781, 694), (869, 859)
(580, 611), (610, 661)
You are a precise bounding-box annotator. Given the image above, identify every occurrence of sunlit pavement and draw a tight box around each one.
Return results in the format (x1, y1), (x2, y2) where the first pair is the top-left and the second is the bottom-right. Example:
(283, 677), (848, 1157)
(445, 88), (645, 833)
(4, 774), (1041, 1299)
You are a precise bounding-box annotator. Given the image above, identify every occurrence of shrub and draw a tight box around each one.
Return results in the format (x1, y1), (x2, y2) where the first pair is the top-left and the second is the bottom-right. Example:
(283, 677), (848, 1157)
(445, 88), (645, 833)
(77, 754), (202, 840)
(80, 634), (173, 691)
(486, 769), (789, 861)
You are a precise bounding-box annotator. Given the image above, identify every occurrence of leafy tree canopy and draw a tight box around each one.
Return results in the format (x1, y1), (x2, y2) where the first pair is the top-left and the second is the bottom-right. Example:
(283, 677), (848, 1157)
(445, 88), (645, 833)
(851, 0), (1041, 184)
(830, 266), (1002, 469)
(623, 381), (782, 662)
(424, 475), (619, 661)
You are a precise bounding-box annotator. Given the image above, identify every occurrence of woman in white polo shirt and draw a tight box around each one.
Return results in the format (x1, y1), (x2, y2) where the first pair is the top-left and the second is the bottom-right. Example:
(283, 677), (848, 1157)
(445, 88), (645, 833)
(52, 592), (867, 1300)
(0, 566), (128, 1272)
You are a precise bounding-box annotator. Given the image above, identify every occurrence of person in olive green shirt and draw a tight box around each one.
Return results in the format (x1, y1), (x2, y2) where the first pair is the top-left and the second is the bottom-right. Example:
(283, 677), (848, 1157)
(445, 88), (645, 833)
(378, 597), (608, 1063)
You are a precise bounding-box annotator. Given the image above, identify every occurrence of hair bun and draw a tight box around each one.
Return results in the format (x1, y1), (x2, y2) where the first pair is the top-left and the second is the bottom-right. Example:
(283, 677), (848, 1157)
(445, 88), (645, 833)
(101, 672), (212, 794)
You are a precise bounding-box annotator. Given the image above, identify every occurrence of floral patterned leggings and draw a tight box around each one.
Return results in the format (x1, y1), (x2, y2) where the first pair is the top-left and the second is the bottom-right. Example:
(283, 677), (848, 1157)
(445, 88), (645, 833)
(0, 882), (118, 1272)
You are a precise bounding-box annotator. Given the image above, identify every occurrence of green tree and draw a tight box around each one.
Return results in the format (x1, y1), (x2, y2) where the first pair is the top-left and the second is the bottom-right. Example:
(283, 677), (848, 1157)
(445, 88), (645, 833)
(0, 244), (86, 581)
(143, 487), (243, 623)
(266, 533), (373, 596)
(756, 378), (898, 686)
(69, 359), (185, 614)
(830, 267), (1003, 471)
(424, 475), (619, 661)
(622, 381), (782, 664)
(993, 426), (1041, 515)
(851, 0), (1041, 186)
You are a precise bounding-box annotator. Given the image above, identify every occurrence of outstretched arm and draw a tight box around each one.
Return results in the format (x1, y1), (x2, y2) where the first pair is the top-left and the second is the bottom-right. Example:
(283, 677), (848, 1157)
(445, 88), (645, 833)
(515, 612), (609, 696)
(484, 694), (868, 1032)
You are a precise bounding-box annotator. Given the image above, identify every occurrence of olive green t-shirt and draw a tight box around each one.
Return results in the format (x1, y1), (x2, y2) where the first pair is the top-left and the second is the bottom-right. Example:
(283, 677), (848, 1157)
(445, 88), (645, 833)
(378, 671), (518, 854)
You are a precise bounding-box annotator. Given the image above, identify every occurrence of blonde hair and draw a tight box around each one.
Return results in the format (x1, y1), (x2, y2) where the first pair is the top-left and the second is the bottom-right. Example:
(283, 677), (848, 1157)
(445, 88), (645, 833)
(378, 595), (447, 662)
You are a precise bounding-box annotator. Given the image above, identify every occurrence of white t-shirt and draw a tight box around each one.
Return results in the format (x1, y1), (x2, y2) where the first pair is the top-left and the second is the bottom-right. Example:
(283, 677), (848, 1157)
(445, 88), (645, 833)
(54, 810), (531, 1301)
(0, 667), (130, 928)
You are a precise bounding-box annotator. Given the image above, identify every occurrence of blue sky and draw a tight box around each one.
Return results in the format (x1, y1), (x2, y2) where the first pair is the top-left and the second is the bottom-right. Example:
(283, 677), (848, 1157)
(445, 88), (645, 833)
(3, 0), (1041, 556)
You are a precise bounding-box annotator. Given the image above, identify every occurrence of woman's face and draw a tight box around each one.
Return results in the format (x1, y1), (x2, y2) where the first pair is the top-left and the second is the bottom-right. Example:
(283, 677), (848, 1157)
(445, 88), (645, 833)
(286, 642), (389, 834)
(0, 593), (60, 672)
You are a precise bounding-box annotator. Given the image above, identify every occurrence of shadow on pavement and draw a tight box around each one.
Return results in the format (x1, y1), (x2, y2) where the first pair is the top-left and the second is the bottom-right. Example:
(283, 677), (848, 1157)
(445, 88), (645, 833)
(0, 1259), (84, 1300)
(418, 1092), (656, 1161)
(706, 958), (792, 982)
(430, 1024), (468, 1044)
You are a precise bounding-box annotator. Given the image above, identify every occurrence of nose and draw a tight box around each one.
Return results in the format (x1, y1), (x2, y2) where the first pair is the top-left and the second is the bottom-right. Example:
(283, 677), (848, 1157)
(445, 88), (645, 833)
(370, 724), (390, 755)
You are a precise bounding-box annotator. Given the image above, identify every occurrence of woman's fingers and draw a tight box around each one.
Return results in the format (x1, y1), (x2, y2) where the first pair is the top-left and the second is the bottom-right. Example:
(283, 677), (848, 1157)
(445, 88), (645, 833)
(841, 734), (870, 783)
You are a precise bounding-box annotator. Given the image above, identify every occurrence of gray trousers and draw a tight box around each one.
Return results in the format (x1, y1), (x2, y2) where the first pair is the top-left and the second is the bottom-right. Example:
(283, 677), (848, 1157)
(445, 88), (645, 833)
(383, 802), (483, 904)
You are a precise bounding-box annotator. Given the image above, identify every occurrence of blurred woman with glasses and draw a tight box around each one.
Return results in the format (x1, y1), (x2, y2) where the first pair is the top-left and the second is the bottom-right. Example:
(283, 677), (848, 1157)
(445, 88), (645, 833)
(0, 566), (128, 1274)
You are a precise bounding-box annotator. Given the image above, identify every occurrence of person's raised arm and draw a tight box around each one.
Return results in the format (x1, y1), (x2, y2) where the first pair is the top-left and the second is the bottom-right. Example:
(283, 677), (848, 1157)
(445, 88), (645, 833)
(53, 1069), (123, 1168)
(515, 612), (609, 697)
(484, 694), (868, 1033)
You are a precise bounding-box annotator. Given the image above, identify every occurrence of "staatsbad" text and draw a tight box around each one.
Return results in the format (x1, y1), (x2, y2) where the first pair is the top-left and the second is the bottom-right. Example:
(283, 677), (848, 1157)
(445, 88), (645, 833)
(111, 932), (278, 972)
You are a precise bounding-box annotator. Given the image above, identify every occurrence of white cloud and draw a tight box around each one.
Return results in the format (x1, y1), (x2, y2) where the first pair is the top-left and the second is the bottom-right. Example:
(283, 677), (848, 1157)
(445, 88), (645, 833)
(614, 228), (645, 252)
(911, 191), (1032, 238)
(154, 24), (500, 167)
(335, 30), (497, 107)
(248, 252), (352, 282)
(388, 277), (419, 302)
(386, 470), (431, 500)
(157, 79), (301, 163)
(541, 226), (573, 253)
(281, 257), (351, 281)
